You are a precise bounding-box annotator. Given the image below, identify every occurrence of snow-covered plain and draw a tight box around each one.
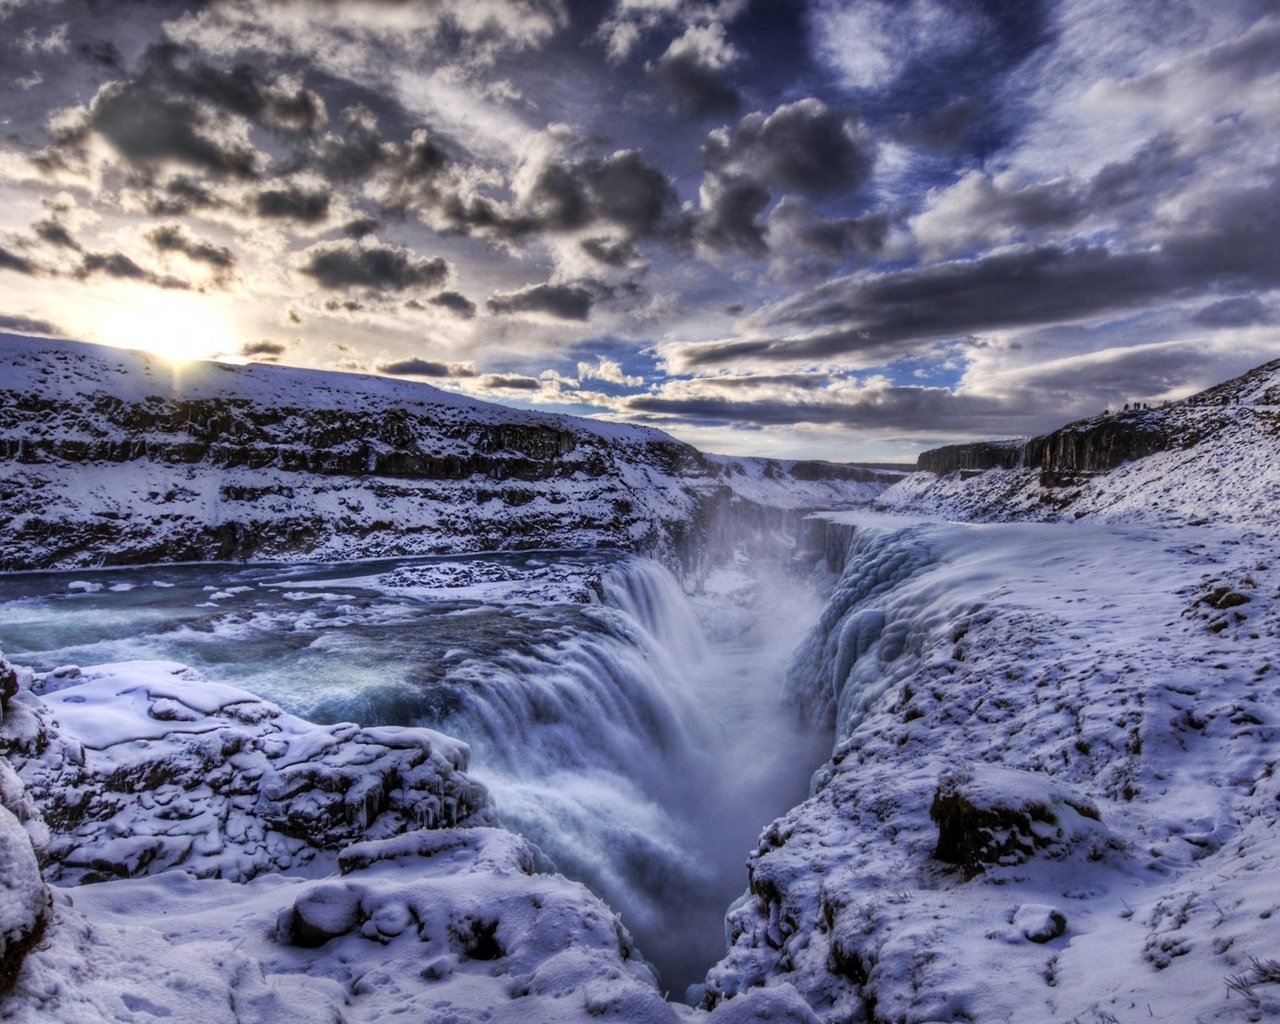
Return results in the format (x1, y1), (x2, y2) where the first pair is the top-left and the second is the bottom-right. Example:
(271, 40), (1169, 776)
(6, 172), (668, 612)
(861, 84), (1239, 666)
(2, 349), (1279, 1023)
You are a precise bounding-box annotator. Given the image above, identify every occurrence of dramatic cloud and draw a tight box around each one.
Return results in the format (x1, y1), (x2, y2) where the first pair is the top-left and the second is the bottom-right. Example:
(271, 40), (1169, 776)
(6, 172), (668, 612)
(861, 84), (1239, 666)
(486, 282), (592, 320)
(241, 338), (287, 357)
(0, 313), (63, 336)
(299, 241), (449, 293)
(254, 184), (332, 223)
(0, 0), (1276, 460)
(650, 22), (740, 116)
(480, 372), (541, 390)
(378, 357), (476, 378)
(76, 251), (189, 290)
(33, 218), (79, 250)
(428, 291), (477, 318)
(518, 148), (679, 243)
(696, 173), (770, 256)
(0, 247), (35, 275)
(703, 99), (874, 196)
(64, 78), (260, 179)
(670, 172), (1280, 369)
(146, 224), (235, 273)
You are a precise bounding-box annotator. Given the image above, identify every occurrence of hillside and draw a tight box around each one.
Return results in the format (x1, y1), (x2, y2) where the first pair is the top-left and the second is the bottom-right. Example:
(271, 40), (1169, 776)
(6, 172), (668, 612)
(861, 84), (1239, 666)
(0, 336), (895, 571)
(882, 358), (1280, 524)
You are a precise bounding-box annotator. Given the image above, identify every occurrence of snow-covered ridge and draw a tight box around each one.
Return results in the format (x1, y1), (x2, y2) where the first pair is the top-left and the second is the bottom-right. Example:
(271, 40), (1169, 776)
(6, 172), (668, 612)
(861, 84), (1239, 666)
(884, 357), (1280, 524)
(0, 335), (896, 571)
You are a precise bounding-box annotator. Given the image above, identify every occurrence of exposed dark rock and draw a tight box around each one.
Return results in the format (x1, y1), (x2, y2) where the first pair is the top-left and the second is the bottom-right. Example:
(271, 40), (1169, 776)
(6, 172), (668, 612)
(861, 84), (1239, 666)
(916, 440), (1023, 475)
(287, 883), (363, 947)
(917, 357), (1280, 478)
(930, 766), (1108, 878)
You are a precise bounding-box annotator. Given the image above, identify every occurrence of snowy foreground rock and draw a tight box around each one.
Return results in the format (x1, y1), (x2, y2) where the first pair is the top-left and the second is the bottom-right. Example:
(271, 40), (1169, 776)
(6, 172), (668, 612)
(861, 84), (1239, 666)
(4, 661), (490, 883)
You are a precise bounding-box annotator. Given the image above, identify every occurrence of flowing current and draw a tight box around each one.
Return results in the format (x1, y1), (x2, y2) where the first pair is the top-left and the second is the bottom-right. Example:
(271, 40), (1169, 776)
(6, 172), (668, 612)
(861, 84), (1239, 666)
(0, 549), (828, 996)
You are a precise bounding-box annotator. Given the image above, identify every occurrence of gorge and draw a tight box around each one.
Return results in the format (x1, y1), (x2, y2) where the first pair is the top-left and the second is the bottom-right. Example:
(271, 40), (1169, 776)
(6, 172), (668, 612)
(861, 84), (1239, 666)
(2, 337), (1278, 1023)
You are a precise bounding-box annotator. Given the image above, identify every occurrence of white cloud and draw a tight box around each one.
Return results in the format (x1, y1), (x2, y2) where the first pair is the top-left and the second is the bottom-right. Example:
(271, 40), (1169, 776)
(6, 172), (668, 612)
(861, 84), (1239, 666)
(808, 0), (985, 91)
(577, 357), (645, 387)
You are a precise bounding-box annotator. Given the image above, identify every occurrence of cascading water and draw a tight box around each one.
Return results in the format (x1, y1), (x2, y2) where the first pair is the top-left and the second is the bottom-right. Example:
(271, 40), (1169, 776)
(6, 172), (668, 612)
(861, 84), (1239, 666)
(0, 548), (830, 997)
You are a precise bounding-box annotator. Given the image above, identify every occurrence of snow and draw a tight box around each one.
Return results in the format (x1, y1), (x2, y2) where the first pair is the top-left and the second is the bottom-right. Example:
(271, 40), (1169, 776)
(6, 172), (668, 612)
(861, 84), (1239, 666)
(3, 346), (1280, 1022)
(878, 360), (1280, 527)
(705, 514), (1280, 1022)
(3, 660), (489, 885)
(0, 336), (893, 572)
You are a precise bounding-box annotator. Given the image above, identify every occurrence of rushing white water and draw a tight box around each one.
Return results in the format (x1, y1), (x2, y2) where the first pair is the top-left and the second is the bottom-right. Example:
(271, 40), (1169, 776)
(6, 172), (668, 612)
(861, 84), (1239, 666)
(0, 549), (828, 996)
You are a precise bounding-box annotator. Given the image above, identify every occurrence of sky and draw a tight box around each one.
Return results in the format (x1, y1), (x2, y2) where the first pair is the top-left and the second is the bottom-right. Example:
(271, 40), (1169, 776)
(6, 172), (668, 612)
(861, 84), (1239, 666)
(0, 0), (1278, 461)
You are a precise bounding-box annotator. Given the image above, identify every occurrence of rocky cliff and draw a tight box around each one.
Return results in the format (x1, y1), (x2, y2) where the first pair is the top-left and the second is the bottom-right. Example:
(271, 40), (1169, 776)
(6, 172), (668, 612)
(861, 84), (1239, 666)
(887, 357), (1280, 524)
(916, 357), (1280, 478)
(0, 336), (894, 571)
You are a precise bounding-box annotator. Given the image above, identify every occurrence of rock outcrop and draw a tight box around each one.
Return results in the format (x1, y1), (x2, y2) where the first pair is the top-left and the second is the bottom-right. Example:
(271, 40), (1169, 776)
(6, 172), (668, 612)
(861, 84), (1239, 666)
(886, 357), (1280, 524)
(914, 356), (1280, 479)
(2, 660), (490, 884)
(0, 653), (49, 994)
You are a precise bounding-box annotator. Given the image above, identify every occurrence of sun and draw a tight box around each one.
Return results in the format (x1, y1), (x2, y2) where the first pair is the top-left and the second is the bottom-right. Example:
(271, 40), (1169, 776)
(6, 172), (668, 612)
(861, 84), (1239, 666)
(97, 292), (240, 364)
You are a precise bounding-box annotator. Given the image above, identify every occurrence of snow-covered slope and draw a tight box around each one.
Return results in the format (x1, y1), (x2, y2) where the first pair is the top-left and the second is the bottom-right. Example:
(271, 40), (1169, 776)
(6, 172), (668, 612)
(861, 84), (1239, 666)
(0, 336), (894, 571)
(705, 515), (1280, 1022)
(880, 358), (1280, 524)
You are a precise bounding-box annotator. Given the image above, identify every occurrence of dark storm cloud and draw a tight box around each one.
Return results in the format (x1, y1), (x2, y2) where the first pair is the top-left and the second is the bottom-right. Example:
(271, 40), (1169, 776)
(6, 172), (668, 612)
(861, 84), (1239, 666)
(525, 150), (678, 239)
(1191, 296), (1274, 328)
(241, 339), (288, 357)
(145, 177), (225, 216)
(76, 251), (190, 289)
(673, 172), (1280, 368)
(33, 219), (80, 250)
(377, 357), (476, 378)
(0, 314), (64, 337)
(480, 373), (541, 391)
(343, 216), (380, 239)
(649, 26), (741, 117)
(313, 110), (393, 183)
(696, 174), (770, 256)
(428, 290), (477, 318)
(63, 78), (260, 180)
(486, 282), (592, 320)
(299, 241), (449, 292)
(146, 224), (235, 271)
(136, 42), (326, 135)
(254, 185), (332, 223)
(703, 99), (874, 196)
(768, 197), (887, 267)
(0, 247), (36, 275)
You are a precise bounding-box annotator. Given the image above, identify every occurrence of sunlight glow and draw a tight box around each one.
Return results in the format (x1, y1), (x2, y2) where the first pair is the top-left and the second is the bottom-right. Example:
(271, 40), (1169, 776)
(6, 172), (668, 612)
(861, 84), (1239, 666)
(96, 292), (239, 364)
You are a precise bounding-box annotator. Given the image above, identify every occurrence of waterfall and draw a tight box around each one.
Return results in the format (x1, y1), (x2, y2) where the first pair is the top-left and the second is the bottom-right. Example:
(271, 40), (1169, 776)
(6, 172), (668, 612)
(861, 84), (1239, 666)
(598, 557), (708, 665)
